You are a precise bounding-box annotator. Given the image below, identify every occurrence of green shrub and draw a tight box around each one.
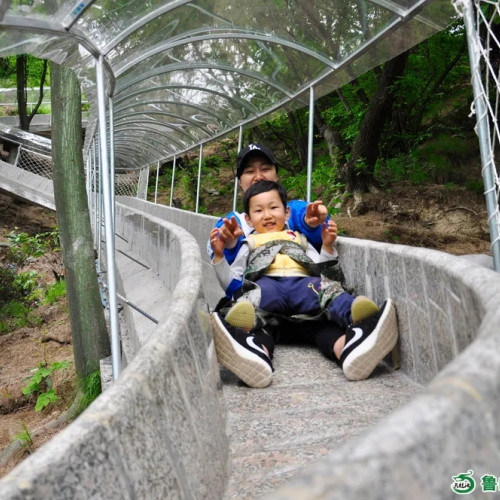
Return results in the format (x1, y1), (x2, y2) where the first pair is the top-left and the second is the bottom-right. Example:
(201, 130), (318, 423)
(0, 301), (30, 331)
(44, 280), (66, 305)
(0, 266), (18, 306)
(22, 360), (72, 412)
(78, 370), (102, 413)
(7, 228), (59, 265)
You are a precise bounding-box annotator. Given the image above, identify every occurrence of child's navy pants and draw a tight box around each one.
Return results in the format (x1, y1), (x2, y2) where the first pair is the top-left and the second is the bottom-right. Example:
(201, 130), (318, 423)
(256, 275), (354, 329)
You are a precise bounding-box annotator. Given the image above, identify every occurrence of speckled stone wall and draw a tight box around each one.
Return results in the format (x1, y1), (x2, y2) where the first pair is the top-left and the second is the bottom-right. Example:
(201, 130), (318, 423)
(263, 240), (500, 499)
(0, 199), (229, 499)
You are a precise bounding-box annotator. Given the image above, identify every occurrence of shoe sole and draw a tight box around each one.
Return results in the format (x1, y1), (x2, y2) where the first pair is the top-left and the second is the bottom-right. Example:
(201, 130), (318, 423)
(211, 313), (272, 388)
(351, 296), (380, 323)
(225, 300), (255, 330)
(343, 299), (398, 381)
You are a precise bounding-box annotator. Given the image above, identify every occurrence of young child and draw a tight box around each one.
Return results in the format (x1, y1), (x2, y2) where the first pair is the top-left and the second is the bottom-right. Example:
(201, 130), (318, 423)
(210, 180), (398, 388)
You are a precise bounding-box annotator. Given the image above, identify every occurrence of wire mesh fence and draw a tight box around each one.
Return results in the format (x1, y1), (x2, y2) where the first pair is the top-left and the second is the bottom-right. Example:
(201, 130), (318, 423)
(114, 170), (143, 197)
(14, 146), (53, 179)
(4, 139), (143, 199)
(455, 0), (500, 269)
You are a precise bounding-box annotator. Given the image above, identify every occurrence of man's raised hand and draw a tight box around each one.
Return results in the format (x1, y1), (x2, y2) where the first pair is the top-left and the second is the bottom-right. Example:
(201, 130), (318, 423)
(305, 200), (328, 228)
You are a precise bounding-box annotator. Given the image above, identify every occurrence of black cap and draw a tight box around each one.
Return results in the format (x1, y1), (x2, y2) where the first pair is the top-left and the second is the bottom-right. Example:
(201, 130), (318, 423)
(236, 144), (276, 178)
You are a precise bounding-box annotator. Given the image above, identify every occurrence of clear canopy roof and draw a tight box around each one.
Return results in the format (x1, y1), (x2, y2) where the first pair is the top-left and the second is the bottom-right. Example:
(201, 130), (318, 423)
(0, 0), (457, 170)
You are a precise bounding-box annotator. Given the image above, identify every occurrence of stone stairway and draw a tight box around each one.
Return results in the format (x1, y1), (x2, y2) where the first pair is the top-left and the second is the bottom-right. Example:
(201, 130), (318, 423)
(221, 343), (423, 499)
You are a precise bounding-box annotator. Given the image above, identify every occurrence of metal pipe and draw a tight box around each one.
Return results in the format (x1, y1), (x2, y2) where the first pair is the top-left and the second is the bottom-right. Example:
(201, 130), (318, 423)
(461, 0), (500, 271)
(233, 125), (243, 211)
(92, 140), (98, 247)
(170, 155), (176, 207)
(97, 145), (103, 270)
(155, 160), (160, 204)
(86, 151), (92, 220)
(109, 97), (116, 228)
(307, 86), (315, 202)
(96, 55), (122, 379)
(196, 144), (203, 213)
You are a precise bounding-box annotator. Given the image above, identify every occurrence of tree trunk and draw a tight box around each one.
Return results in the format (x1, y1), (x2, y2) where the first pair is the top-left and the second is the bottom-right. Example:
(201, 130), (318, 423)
(342, 51), (409, 193)
(28, 59), (48, 122)
(287, 110), (307, 169)
(16, 55), (29, 131)
(314, 101), (346, 174)
(50, 62), (110, 379)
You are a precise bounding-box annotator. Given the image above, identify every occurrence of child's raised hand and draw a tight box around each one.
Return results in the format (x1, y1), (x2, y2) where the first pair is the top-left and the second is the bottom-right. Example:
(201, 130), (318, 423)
(210, 228), (225, 262)
(321, 219), (338, 254)
(218, 216), (244, 248)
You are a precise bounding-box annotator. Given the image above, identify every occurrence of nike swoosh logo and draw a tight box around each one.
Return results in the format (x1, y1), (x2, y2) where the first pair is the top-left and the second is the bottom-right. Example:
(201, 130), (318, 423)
(343, 327), (364, 352)
(246, 336), (268, 357)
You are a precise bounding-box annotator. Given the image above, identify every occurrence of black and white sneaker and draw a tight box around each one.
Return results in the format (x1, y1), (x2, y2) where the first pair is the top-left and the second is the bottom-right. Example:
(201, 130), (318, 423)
(211, 312), (273, 388)
(340, 299), (398, 381)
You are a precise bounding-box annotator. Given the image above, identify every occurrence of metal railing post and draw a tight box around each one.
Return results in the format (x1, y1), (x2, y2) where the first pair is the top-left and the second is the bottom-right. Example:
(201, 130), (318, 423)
(170, 155), (176, 207)
(196, 144), (203, 213)
(233, 126), (243, 211)
(96, 55), (121, 380)
(307, 86), (315, 203)
(155, 161), (160, 204)
(92, 141), (98, 247)
(109, 97), (116, 229)
(461, 0), (500, 271)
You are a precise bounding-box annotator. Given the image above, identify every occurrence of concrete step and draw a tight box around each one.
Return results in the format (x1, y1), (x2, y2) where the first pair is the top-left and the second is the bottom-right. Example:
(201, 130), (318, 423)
(222, 344), (423, 499)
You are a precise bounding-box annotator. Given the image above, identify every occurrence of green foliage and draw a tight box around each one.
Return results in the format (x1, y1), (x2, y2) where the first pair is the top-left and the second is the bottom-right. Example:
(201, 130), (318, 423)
(0, 266), (18, 307)
(7, 228), (59, 265)
(0, 55), (50, 88)
(22, 361), (71, 412)
(0, 226), (62, 333)
(0, 300), (30, 333)
(44, 280), (66, 305)
(78, 370), (102, 413)
(14, 270), (39, 296)
(34, 390), (59, 411)
(465, 179), (484, 194)
(281, 159), (344, 212)
(375, 154), (427, 185)
(13, 422), (34, 453)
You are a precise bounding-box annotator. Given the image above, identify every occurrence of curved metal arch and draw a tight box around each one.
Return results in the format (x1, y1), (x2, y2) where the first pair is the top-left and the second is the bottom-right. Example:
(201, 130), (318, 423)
(113, 110), (213, 136)
(113, 138), (169, 159)
(0, 15), (101, 58)
(114, 28), (337, 77)
(63, 0), (99, 30)
(113, 145), (161, 167)
(113, 119), (196, 144)
(115, 99), (223, 121)
(0, 15), (117, 92)
(114, 61), (292, 98)
(101, 0), (196, 55)
(113, 123), (185, 149)
(113, 84), (259, 116)
(113, 131), (175, 154)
